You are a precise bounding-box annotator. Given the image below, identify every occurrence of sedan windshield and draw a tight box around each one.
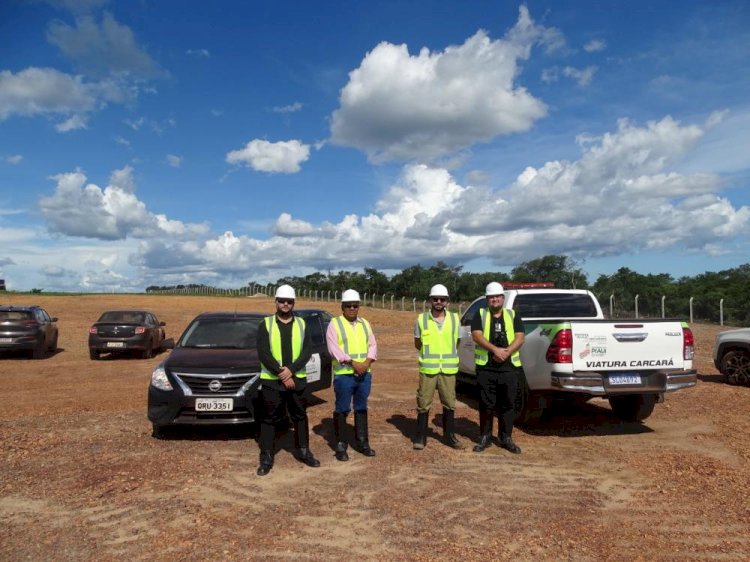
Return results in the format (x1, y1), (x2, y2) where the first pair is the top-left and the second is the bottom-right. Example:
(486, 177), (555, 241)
(180, 318), (261, 349)
(99, 311), (145, 324)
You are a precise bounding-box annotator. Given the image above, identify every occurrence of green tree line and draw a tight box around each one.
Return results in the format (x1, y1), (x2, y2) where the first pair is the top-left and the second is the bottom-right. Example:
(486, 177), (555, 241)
(148, 256), (750, 324)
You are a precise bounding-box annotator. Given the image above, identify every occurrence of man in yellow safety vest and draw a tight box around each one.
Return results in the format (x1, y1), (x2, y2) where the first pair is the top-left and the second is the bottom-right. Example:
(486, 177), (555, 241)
(256, 284), (320, 476)
(326, 289), (378, 461)
(412, 283), (464, 450)
(471, 282), (525, 454)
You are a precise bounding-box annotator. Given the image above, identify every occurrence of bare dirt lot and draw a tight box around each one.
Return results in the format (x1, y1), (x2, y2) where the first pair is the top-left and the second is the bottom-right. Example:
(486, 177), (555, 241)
(1, 294), (748, 561)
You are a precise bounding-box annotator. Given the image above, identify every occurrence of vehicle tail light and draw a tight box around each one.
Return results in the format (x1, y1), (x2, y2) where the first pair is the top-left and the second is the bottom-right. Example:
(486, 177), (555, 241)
(682, 327), (694, 360)
(546, 328), (572, 363)
(89, 326), (98, 334)
(135, 327), (146, 334)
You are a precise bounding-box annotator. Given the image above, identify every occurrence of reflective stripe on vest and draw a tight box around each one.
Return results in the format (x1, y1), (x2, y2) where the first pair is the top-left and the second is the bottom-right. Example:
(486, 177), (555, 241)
(260, 315), (307, 380)
(474, 308), (522, 367)
(332, 316), (372, 375)
(418, 311), (459, 374)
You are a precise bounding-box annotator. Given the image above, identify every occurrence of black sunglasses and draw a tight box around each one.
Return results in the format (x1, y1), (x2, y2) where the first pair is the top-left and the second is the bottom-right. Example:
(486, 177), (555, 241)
(431, 297), (447, 302)
(343, 303), (360, 309)
(276, 298), (295, 305)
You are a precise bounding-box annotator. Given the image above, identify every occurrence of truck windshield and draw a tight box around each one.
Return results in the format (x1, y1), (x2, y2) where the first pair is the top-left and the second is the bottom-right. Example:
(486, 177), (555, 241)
(514, 293), (598, 318)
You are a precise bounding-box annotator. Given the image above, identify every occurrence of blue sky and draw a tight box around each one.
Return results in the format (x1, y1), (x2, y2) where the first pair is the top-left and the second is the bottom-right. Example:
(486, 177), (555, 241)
(1, 0), (748, 292)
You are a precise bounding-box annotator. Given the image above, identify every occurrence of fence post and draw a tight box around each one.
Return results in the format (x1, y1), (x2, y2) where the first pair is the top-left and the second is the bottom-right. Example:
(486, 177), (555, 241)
(382, 294), (385, 308)
(609, 293), (614, 318)
(401, 297), (405, 311)
(689, 297), (694, 324)
(661, 295), (665, 318)
(412, 298), (416, 312)
(634, 294), (639, 319)
(720, 298), (724, 326)
(390, 295), (394, 310)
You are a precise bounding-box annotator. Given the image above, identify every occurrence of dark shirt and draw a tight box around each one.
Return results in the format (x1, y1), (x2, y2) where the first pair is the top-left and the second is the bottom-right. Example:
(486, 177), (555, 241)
(471, 307), (525, 373)
(256, 314), (313, 375)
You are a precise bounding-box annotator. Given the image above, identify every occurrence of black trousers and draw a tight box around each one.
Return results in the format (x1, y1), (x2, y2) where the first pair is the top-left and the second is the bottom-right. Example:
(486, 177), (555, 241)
(258, 378), (308, 451)
(259, 378), (308, 424)
(477, 367), (519, 438)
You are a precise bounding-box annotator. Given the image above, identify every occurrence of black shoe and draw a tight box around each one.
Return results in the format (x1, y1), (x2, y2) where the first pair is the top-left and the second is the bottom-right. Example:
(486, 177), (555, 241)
(500, 438), (522, 454)
(295, 448), (321, 467)
(257, 451), (274, 476)
(356, 442), (376, 457)
(334, 442), (349, 462)
(473, 434), (492, 453)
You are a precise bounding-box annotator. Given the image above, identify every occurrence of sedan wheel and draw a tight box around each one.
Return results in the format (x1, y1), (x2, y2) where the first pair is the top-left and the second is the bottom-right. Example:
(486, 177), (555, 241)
(89, 349), (100, 360)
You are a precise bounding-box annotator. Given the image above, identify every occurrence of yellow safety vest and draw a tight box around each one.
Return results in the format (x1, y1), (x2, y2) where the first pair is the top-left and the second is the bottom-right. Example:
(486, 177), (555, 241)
(474, 308), (522, 367)
(331, 316), (372, 375)
(417, 311), (459, 375)
(260, 315), (307, 380)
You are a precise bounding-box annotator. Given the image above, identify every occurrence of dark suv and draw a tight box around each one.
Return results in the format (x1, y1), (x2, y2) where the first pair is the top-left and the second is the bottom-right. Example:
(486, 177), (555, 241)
(0, 305), (59, 359)
(148, 309), (332, 437)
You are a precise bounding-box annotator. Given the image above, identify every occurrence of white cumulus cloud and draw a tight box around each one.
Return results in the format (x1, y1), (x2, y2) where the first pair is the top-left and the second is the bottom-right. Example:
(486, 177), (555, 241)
(330, 6), (553, 162)
(225, 139), (310, 174)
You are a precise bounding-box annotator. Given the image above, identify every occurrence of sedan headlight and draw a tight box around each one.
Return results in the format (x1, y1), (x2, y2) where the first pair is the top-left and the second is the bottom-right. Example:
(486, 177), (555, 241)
(150, 365), (173, 391)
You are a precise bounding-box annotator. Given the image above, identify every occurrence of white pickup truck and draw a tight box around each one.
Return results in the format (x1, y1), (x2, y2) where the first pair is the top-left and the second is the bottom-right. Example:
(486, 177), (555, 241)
(457, 285), (697, 422)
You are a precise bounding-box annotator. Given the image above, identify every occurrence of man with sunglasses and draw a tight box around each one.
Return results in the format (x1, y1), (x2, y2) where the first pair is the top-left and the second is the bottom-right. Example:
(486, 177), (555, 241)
(255, 284), (320, 476)
(471, 282), (525, 454)
(412, 284), (464, 450)
(325, 289), (378, 461)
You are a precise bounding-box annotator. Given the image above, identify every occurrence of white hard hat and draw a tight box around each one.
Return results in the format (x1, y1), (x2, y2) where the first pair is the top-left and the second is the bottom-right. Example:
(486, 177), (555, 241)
(485, 282), (505, 296)
(341, 289), (361, 303)
(429, 284), (449, 298)
(275, 284), (296, 300)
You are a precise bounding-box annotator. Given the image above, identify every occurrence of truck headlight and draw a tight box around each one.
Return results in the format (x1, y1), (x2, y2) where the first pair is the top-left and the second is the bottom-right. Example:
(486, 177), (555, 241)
(151, 365), (173, 391)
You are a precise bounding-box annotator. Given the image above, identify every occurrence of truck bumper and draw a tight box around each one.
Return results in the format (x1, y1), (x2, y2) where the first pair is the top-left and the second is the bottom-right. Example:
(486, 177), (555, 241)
(550, 369), (697, 396)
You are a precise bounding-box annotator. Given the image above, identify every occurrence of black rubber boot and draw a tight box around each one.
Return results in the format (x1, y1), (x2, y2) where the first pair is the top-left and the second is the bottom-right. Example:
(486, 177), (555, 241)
(413, 411), (429, 450)
(473, 410), (493, 453)
(293, 418), (320, 467)
(333, 412), (349, 462)
(354, 411), (376, 457)
(442, 409), (465, 449)
(257, 423), (275, 476)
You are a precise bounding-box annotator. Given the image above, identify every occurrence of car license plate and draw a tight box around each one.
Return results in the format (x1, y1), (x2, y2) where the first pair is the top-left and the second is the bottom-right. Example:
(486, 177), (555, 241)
(0, 338), (12, 343)
(609, 374), (642, 385)
(106, 341), (125, 348)
(195, 398), (233, 412)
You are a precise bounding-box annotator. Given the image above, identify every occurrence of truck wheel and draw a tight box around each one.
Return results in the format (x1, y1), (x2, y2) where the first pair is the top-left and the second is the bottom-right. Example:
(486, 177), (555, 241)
(720, 351), (750, 385)
(608, 394), (656, 422)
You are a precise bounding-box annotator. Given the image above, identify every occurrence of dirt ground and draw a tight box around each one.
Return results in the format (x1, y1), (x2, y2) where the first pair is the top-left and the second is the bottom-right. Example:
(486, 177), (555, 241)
(0, 294), (748, 561)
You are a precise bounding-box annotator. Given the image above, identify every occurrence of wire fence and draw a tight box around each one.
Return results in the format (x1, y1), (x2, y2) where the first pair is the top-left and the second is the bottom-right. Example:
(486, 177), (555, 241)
(146, 285), (748, 326)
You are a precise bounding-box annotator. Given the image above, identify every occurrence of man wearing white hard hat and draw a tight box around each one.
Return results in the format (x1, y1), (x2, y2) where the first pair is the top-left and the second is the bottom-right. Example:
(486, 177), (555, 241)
(470, 282), (525, 454)
(255, 284), (320, 475)
(325, 289), (378, 461)
(412, 283), (464, 450)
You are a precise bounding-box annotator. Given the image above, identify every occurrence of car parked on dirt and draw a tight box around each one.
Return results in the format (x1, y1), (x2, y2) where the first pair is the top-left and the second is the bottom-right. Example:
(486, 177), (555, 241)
(0, 305), (58, 359)
(148, 309), (333, 437)
(713, 327), (750, 385)
(89, 310), (167, 360)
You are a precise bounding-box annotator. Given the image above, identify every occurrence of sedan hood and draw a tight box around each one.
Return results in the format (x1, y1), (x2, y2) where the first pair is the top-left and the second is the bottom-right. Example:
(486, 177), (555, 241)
(165, 347), (261, 371)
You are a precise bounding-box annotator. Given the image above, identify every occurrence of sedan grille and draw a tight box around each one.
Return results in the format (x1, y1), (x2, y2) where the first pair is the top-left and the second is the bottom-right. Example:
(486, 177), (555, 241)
(172, 371), (260, 396)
